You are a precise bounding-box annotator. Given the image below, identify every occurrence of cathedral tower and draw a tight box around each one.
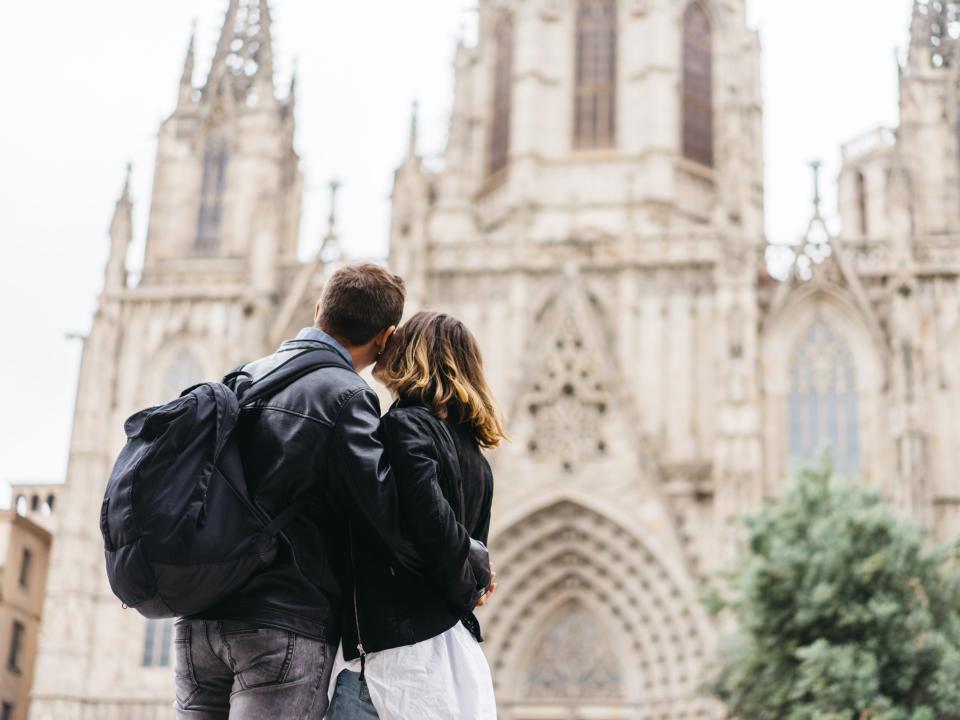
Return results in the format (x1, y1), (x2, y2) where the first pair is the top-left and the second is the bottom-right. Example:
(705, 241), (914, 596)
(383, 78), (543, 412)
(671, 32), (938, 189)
(390, 1), (763, 715)
(30, 3), (320, 717)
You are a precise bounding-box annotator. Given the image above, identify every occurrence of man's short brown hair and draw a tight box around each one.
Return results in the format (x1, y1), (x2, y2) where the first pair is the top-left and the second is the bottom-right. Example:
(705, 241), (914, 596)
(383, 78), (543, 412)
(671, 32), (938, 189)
(317, 263), (406, 346)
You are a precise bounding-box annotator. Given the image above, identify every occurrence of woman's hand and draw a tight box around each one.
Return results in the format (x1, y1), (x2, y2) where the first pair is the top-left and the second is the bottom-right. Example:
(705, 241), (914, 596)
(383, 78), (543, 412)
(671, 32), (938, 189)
(476, 566), (497, 607)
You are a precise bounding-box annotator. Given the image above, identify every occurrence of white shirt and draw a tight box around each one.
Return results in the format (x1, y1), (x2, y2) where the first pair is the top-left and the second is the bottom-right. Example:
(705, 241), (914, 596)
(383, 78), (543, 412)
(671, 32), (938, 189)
(328, 622), (497, 720)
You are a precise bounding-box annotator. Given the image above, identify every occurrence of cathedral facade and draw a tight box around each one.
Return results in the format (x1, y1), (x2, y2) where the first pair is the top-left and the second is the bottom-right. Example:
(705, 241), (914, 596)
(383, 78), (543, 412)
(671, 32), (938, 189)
(29, 1), (960, 719)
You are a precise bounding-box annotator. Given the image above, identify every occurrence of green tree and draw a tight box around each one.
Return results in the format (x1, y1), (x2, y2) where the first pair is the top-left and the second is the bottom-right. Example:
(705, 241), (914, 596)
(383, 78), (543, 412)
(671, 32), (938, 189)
(707, 460), (960, 719)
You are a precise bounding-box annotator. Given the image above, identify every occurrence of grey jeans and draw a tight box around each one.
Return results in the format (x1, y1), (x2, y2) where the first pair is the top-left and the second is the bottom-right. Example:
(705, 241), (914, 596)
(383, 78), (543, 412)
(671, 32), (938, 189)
(174, 619), (335, 720)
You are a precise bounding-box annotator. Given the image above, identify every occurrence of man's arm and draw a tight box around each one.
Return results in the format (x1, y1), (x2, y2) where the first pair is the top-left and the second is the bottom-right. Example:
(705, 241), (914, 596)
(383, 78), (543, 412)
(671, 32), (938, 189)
(328, 388), (485, 613)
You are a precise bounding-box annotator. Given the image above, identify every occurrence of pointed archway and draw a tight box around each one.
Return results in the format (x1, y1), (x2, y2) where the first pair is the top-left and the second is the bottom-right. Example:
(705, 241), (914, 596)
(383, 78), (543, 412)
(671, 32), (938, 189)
(484, 500), (720, 720)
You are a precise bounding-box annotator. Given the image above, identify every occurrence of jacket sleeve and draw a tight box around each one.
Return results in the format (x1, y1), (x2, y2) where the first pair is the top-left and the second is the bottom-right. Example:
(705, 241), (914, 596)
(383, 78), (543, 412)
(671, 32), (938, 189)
(328, 390), (483, 613)
(381, 410), (489, 613)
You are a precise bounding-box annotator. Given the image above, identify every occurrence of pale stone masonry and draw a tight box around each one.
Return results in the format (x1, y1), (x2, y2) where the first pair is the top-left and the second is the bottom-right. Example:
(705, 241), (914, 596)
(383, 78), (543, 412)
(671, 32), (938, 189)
(29, 1), (960, 718)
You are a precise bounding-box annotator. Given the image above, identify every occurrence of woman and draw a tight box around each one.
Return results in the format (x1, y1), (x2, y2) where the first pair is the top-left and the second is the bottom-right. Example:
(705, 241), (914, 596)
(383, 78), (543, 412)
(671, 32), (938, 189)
(325, 311), (506, 720)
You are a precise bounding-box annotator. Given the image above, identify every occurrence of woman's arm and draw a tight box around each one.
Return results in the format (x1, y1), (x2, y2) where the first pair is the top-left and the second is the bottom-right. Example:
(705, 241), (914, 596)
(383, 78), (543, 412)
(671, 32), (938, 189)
(381, 408), (489, 610)
(327, 389), (484, 613)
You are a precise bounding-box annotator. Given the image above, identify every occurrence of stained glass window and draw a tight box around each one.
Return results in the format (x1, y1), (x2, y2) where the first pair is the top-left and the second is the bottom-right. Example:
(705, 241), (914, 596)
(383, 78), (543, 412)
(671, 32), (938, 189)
(525, 602), (623, 699)
(142, 619), (173, 667)
(196, 138), (229, 254)
(489, 12), (514, 176)
(574, 0), (617, 149)
(682, 3), (713, 167)
(788, 321), (860, 476)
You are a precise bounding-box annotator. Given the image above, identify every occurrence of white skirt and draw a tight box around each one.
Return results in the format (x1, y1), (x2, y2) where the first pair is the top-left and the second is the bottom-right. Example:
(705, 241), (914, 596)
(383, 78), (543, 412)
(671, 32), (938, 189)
(328, 622), (497, 720)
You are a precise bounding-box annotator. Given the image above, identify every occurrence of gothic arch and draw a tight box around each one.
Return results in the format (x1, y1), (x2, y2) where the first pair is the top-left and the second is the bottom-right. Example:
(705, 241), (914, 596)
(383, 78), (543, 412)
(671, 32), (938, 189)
(485, 500), (716, 716)
(761, 287), (886, 493)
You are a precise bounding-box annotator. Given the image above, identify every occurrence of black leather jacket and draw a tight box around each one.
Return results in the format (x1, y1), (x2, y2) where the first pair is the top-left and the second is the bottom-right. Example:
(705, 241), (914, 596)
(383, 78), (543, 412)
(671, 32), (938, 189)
(196, 339), (487, 643)
(340, 404), (495, 661)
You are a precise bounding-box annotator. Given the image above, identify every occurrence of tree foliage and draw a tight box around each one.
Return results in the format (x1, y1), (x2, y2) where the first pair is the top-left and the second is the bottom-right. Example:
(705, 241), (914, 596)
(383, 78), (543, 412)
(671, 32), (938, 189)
(707, 461), (960, 719)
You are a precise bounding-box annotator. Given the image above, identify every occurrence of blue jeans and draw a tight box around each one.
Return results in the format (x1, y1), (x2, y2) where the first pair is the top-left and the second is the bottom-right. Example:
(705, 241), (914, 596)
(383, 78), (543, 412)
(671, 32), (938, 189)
(174, 619), (335, 719)
(325, 671), (380, 719)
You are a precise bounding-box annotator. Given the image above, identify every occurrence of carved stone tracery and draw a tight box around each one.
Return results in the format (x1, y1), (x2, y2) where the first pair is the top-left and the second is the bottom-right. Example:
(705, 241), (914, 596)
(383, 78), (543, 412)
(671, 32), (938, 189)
(525, 292), (611, 473)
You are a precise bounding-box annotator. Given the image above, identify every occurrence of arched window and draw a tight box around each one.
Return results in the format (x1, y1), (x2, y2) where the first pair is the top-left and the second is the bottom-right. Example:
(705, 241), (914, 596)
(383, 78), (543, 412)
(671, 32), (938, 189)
(788, 321), (860, 476)
(856, 171), (869, 236)
(196, 138), (228, 254)
(489, 11), (514, 177)
(525, 602), (623, 699)
(162, 349), (206, 400)
(142, 619), (173, 667)
(682, 2), (713, 167)
(574, 0), (617, 149)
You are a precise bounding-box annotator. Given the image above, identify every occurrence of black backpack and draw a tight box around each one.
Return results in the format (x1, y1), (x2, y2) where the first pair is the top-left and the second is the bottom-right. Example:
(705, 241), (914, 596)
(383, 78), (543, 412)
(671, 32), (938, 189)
(100, 348), (348, 619)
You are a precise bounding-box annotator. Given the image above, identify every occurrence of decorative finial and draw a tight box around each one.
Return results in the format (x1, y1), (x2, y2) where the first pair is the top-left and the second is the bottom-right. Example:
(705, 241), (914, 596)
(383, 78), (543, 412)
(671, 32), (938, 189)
(795, 159), (832, 279)
(810, 160), (822, 216)
(408, 100), (419, 159)
(289, 57), (299, 96)
(181, 20), (196, 85)
(320, 179), (342, 262)
(121, 162), (133, 201)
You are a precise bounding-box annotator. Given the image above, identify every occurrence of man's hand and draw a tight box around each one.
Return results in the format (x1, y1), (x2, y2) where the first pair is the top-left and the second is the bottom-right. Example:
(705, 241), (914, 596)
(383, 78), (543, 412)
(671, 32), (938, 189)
(476, 564), (497, 608)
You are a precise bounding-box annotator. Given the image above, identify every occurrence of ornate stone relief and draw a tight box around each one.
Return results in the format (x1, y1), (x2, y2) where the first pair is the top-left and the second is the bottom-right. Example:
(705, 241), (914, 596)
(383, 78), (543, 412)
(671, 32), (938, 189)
(523, 289), (612, 473)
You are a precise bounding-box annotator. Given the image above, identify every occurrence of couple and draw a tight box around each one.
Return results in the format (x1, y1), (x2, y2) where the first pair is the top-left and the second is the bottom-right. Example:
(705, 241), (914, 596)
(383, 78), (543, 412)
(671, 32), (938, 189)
(173, 264), (505, 719)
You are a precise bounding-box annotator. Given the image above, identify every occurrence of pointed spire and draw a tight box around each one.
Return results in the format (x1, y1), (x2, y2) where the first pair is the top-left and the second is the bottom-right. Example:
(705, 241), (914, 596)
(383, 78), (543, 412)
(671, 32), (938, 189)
(255, 0), (275, 98)
(796, 160), (833, 278)
(320, 179), (342, 263)
(287, 58), (298, 108)
(178, 21), (196, 106)
(106, 164), (134, 291)
(204, 0), (276, 104)
(810, 160), (823, 218)
(407, 100), (420, 160)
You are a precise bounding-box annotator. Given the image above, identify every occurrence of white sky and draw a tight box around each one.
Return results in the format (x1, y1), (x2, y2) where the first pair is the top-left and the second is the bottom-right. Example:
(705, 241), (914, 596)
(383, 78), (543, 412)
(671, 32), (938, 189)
(0, 0), (913, 488)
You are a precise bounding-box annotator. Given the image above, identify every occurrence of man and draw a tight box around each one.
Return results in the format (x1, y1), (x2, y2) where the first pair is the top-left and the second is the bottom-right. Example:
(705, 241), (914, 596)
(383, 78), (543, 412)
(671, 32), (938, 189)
(173, 264), (490, 719)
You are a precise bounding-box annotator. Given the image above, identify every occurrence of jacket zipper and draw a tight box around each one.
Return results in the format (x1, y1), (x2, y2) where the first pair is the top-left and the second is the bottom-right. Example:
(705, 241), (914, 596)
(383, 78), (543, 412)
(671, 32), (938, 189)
(347, 523), (367, 683)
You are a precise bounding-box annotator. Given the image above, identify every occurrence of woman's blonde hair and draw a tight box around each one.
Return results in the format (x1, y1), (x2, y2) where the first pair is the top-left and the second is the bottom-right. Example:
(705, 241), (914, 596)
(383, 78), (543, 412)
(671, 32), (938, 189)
(374, 312), (507, 449)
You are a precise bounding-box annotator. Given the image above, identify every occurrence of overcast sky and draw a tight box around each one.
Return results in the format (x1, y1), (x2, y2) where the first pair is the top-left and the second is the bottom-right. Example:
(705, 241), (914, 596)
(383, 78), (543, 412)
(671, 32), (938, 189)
(0, 0), (913, 489)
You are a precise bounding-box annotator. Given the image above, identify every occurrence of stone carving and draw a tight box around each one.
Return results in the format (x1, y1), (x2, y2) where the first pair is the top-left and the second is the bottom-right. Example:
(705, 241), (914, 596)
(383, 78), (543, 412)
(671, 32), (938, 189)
(525, 602), (624, 699)
(524, 292), (610, 473)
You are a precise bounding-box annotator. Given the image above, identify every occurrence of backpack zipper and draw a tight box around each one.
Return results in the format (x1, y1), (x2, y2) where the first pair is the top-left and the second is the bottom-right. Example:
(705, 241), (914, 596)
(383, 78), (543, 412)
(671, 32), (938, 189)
(347, 523), (367, 683)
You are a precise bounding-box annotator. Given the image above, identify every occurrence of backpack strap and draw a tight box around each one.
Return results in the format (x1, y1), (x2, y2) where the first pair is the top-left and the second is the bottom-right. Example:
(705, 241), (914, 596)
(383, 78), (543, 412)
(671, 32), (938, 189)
(231, 347), (353, 538)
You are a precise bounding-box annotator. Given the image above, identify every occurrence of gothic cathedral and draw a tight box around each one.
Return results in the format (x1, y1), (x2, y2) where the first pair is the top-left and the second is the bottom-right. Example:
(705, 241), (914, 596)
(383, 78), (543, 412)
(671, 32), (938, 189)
(30, 1), (960, 719)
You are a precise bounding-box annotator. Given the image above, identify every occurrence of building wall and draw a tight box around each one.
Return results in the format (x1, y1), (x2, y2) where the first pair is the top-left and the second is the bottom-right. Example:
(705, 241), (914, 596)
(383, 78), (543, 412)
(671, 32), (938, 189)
(0, 513), (52, 720)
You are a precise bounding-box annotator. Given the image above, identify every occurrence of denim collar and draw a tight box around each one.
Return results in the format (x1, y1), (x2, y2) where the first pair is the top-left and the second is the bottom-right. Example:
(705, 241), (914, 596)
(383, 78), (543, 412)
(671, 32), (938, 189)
(295, 328), (354, 368)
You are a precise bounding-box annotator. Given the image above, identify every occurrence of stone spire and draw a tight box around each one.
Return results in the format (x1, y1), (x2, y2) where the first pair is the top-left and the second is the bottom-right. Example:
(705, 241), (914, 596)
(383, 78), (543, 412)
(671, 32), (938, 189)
(407, 100), (420, 160)
(177, 22), (196, 106)
(795, 161), (833, 279)
(287, 59), (298, 108)
(320, 179), (343, 263)
(105, 164), (133, 292)
(204, 0), (276, 104)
